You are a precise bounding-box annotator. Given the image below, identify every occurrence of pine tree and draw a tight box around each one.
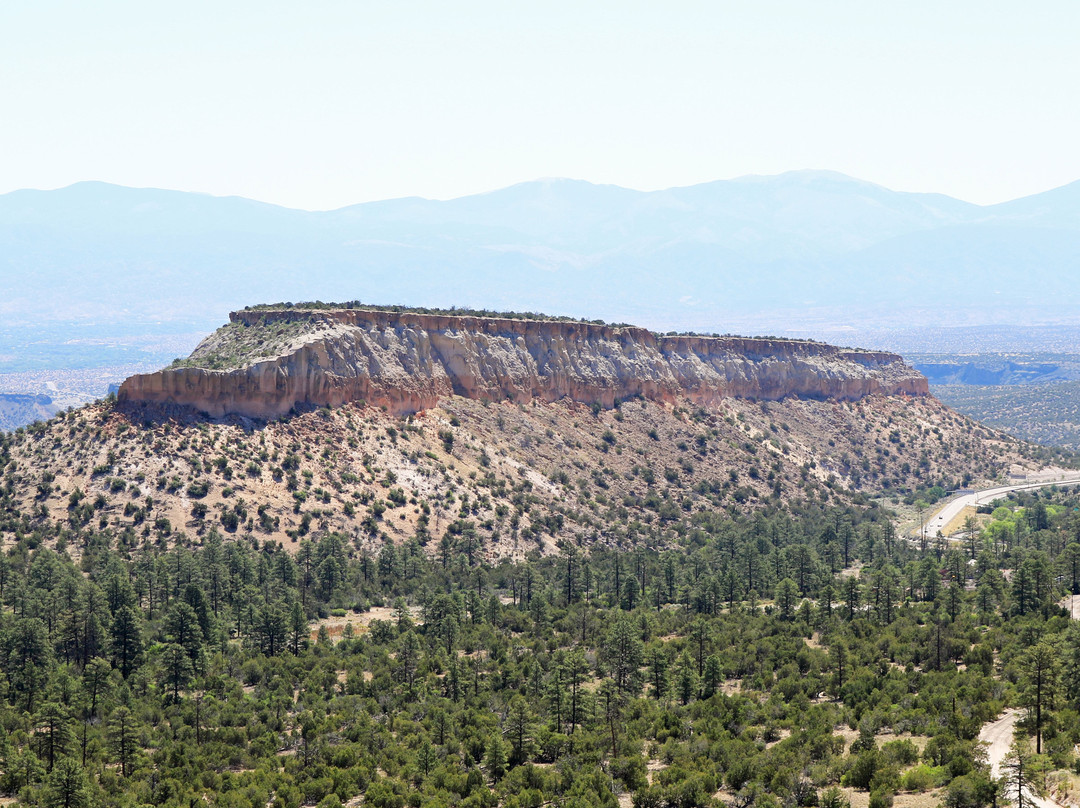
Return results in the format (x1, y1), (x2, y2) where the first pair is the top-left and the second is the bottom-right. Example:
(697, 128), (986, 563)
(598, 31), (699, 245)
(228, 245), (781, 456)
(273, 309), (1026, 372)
(397, 631), (421, 695)
(446, 655), (462, 701)
(165, 600), (205, 671)
(254, 603), (287, 656)
(844, 576), (861, 620)
(1001, 737), (1040, 808)
(621, 574), (639, 610)
(604, 615), (643, 695)
(1013, 561), (1034, 616)
(159, 642), (193, 703)
(776, 578), (799, 620)
(107, 706), (139, 777)
(43, 756), (89, 808)
(1022, 641), (1059, 754)
(819, 578), (835, 622)
(565, 649), (589, 734)
(676, 653), (697, 705)
(598, 678), (623, 755)
(690, 617), (708, 676)
(505, 695), (533, 765)
(485, 732), (507, 782)
(110, 605), (143, 677)
(82, 656), (112, 721)
(33, 701), (70, 772)
(702, 654), (723, 697)
(648, 648), (669, 700)
(289, 601), (307, 654)
(545, 665), (566, 732)
(8, 617), (53, 711)
(831, 640), (848, 696)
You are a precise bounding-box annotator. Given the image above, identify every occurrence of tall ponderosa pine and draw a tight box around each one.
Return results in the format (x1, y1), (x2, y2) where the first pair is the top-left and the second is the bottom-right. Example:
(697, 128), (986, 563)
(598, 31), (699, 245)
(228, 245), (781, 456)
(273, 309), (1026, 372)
(1022, 641), (1059, 754)
(107, 706), (139, 778)
(564, 648), (589, 734)
(43, 756), (89, 808)
(1001, 737), (1040, 808)
(603, 614), (643, 695)
(33, 701), (70, 772)
(109, 605), (142, 678)
(505, 695), (533, 765)
(159, 643), (193, 703)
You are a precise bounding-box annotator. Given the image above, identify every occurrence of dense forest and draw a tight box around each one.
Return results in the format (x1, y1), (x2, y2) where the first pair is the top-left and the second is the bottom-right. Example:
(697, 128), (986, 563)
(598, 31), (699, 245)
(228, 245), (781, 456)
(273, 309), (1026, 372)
(2, 425), (1080, 808)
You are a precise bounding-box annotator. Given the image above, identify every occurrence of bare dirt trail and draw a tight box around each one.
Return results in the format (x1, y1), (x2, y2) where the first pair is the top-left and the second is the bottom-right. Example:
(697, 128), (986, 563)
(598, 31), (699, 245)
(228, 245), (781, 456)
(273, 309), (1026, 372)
(979, 709), (1022, 781)
(977, 601), (1080, 808)
(979, 709), (1060, 808)
(1060, 595), (1080, 620)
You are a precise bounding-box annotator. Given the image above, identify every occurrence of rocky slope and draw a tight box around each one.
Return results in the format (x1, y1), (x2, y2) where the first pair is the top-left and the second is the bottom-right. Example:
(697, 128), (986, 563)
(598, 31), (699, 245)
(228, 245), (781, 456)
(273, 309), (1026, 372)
(119, 308), (928, 419)
(11, 306), (1055, 560)
(0, 393), (1028, 557)
(4, 385), (1055, 561)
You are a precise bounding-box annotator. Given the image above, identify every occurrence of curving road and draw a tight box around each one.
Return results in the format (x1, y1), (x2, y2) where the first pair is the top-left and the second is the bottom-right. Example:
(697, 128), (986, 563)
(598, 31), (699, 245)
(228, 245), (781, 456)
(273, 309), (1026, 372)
(979, 709), (1058, 808)
(919, 477), (1080, 538)
(980, 708), (1022, 781)
(977, 598), (1080, 808)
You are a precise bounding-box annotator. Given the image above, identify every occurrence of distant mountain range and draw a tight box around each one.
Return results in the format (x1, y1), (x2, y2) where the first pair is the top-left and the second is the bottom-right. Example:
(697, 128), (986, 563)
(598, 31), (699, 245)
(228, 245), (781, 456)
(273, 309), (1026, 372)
(4, 170), (1080, 334)
(0, 393), (55, 432)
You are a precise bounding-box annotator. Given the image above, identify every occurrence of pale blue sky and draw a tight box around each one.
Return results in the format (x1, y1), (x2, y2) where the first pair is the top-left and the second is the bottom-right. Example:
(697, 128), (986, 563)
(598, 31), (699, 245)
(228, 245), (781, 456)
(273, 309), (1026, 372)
(2, 1), (1078, 209)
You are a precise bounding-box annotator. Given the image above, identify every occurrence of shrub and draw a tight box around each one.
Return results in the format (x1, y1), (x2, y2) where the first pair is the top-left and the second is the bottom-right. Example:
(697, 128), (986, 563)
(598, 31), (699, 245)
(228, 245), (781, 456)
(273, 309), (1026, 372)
(610, 756), (648, 792)
(820, 787), (850, 808)
(844, 750), (879, 790)
(882, 739), (919, 767)
(900, 765), (937, 792)
(868, 789), (893, 808)
(187, 480), (210, 498)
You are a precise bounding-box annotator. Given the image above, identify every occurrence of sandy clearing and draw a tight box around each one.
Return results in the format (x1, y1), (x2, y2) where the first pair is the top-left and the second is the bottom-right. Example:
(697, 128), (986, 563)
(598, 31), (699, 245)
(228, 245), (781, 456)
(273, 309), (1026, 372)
(1059, 595), (1080, 619)
(839, 787), (945, 808)
(309, 605), (401, 643)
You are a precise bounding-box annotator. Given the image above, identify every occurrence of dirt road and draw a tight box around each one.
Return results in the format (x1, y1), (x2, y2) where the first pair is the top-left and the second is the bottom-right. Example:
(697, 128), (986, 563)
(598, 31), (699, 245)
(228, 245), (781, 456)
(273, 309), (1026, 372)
(969, 534), (1080, 807)
(979, 708), (1022, 781)
(978, 698), (1062, 808)
(1060, 595), (1080, 619)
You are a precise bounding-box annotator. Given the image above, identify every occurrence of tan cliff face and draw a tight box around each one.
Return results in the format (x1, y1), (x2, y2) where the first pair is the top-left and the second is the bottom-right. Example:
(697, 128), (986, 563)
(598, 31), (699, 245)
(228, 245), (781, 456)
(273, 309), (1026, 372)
(118, 309), (929, 419)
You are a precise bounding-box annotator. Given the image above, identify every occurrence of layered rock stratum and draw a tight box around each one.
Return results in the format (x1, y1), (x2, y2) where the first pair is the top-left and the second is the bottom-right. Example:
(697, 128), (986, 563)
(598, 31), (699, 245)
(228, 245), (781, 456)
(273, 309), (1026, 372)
(119, 308), (928, 419)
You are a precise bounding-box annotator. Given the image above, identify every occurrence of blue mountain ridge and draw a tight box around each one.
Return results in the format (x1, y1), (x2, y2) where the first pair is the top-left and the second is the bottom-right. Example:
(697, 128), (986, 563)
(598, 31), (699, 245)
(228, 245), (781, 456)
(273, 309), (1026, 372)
(2, 170), (1078, 333)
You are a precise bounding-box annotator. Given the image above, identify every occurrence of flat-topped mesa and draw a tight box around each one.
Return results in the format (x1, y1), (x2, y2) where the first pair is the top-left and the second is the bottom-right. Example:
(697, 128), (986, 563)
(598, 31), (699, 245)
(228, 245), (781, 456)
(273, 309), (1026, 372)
(118, 308), (928, 419)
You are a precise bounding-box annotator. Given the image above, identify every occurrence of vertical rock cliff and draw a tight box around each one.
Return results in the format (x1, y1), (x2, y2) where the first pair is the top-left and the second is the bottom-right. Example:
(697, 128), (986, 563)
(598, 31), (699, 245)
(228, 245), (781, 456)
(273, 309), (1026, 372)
(118, 308), (928, 419)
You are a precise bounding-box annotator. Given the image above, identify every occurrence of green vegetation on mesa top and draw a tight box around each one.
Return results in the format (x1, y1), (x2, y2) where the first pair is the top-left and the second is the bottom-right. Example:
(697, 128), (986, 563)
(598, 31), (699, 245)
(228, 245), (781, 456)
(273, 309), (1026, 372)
(244, 301), (831, 343)
(168, 300), (638, 373)
(168, 317), (325, 372)
(3, 402), (1080, 808)
(244, 300), (632, 327)
(165, 301), (840, 375)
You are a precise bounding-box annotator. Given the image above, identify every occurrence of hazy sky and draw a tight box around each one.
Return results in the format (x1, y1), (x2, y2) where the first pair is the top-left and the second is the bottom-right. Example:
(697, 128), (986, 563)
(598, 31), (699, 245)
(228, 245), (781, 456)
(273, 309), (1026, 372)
(3, 1), (1078, 209)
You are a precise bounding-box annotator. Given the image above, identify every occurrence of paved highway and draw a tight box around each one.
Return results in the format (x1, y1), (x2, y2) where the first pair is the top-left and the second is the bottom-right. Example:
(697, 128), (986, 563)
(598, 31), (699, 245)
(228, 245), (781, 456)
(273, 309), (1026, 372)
(919, 476), (1080, 538)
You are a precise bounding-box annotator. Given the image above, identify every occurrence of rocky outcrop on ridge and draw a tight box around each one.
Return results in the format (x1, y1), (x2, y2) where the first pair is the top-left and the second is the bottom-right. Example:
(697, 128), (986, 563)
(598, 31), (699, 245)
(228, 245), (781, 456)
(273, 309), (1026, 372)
(118, 308), (928, 420)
